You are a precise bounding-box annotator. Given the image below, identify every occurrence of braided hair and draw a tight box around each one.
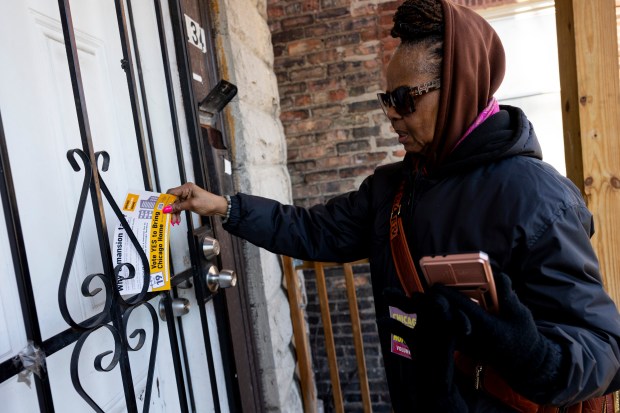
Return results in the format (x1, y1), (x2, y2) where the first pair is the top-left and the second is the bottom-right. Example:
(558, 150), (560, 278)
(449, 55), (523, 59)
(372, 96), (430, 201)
(391, 0), (444, 76)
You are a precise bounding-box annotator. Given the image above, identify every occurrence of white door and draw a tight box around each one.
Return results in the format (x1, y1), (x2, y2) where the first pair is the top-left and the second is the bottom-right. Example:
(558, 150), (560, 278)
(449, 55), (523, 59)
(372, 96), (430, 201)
(0, 0), (229, 411)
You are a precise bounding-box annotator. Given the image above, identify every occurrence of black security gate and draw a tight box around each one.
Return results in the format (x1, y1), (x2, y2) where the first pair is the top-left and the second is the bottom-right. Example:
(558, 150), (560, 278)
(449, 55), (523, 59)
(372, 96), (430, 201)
(0, 0), (252, 411)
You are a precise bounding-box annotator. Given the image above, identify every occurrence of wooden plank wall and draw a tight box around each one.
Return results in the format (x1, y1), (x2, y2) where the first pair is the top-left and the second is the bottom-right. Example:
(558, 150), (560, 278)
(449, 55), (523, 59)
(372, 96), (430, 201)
(555, 0), (620, 303)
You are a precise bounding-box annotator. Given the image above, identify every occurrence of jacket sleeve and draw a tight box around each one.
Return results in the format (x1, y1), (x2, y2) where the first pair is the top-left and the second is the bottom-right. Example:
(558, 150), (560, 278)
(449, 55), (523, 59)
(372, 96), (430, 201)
(518, 202), (620, 405)
(222, 175), (376, 263)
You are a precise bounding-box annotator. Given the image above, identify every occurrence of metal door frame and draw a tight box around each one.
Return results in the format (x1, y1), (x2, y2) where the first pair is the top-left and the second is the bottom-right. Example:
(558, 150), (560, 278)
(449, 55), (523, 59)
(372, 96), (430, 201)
(166, 0), (263, 411)
(0, 0), (248, 411)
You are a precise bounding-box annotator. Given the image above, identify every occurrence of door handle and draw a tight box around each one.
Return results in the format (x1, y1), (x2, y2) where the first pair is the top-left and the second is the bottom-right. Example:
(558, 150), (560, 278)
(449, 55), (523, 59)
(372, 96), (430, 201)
(204, 265), (237, 292)
(159, 297), (191, 321)
(201, 235), (220, 260)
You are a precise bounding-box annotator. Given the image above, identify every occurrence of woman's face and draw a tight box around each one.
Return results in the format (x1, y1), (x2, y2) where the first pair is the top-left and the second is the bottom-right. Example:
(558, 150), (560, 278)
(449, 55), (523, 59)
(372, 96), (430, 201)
(384, 46), (440, 154)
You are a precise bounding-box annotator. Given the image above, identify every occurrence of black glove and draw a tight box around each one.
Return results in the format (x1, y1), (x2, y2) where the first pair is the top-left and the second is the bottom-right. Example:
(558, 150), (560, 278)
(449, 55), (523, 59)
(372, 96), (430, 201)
(433, 271), (564, 399)
(381, 288), (471, 413)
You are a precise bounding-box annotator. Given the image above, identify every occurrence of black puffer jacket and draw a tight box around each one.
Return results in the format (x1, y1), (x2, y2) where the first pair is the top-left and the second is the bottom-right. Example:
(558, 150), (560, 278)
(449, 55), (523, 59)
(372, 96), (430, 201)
(224, 106), (620, 411)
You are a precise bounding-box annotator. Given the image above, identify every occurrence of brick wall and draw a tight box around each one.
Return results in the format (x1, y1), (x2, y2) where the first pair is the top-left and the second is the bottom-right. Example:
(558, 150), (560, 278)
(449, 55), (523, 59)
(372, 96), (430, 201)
(266, 0), (517, 411)
(268, 0), (516, 208)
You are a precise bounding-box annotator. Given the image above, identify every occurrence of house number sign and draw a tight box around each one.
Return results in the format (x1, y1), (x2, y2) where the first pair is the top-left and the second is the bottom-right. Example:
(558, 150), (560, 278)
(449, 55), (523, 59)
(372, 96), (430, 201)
(184, 14), (207, 53)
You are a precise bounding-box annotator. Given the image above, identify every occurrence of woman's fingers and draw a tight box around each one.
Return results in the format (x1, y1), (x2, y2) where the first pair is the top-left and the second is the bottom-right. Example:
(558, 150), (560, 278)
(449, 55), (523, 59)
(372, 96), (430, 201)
(163, 182), (228, 218)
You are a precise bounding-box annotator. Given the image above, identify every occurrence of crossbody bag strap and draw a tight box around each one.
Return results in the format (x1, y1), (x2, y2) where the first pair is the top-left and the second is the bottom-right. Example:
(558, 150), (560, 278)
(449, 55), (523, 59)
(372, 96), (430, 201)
(389, 179), (424, 297)
(390, 181), (614, 413)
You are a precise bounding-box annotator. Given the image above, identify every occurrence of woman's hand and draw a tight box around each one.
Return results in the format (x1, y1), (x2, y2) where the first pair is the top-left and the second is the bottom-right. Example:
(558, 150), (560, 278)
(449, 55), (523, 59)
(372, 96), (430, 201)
(164, 182), (228, 225)
(434, 271), (563, 399)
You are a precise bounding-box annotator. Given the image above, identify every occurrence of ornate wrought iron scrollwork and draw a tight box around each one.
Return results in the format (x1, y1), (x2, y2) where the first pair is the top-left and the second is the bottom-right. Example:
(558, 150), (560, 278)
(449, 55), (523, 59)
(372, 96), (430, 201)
(70, 324), (122, 413)
(95, 150), (150, 306)
(123, 302), (159, 412)
(58, 149), (151, 327)
(58, 149), (114, 329)
(60, 148), (162, 412)
(69, 302), (160, 413)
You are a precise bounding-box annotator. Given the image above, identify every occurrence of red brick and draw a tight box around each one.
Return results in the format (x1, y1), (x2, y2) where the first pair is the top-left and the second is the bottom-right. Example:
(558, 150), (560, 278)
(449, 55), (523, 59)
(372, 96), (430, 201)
(316, 129), (349, 142)
(320, 0), (348, 8)
(319, 179), (356, 194)
(317, 7), (349, 19)
(300, 145), (338, 161)
(347, 99), (380, 114)
(284, 118), (333, 135)
(273, 44), (285, 57)
(272, 28), (305, 45)
(379, 14), (394, 26)
(287, 134), (317, 148)
(352, 126), (380, 139)
(343, 16), (377, 31)
(354, 152), (388, 164)
(276, 71), (289, 83)
(281, 14), (314, 30)
(267, 5), (285, 19)
(280, 109), (310, 122)
(325, 32), (360, 48)
(361, 30), (377, 42)
(378, 1), (400, 13)
(343, 70), (382, 86)
(278, 82), (307, 95)
(348, 86), (366, 97)
(327, 61), (363, 76)
(328, 89), (347, 102)
(332, 114), (373, 130)
(284, 2), (305, 15)
(274, 56), (306, 70)
(302, 0), (320, 12)
(376, 137), (398, 148)
(294, 94), (312, 106)
(305, 169), (339, 183)
(289, 160), (317, 171)
(292, 184), (320, 199)
(336, 140), (370, 154)
(307, 78), (343, 92)
(311, 91), (331, 105)
(339, 165), (375, 179)
(290, 66), (325, 81)
(315, 155), (353, 169)
(305, 22), (342, 38)
(288, 39), (324, 55)
(350, 4), (377, 17)
(279, 96), (293, 109)
(307, 49), (343, 65)
(312, 104), (344, 118)
(287, 148), (300, 161)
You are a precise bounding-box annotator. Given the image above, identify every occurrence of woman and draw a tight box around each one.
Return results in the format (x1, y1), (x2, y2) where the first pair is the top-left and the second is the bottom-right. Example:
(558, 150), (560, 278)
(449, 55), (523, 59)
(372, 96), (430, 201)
(165, 0), (620, 411)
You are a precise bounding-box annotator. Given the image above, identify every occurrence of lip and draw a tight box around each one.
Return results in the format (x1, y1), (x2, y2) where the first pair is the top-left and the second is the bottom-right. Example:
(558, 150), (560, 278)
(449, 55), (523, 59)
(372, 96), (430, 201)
(395, 130), (409, 144)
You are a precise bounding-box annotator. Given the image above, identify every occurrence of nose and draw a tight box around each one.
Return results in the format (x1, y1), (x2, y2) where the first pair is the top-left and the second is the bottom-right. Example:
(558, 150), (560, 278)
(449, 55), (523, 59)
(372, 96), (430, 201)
(385, 105), (403, 122)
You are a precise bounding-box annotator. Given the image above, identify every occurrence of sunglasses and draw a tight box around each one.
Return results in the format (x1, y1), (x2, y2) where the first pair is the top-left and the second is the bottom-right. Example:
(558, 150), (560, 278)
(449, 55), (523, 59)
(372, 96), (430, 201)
(377, 79), (441, 116)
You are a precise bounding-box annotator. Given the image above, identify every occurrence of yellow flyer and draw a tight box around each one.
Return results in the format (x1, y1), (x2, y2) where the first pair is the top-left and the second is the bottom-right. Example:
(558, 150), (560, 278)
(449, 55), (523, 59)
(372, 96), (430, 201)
(113, 190), (176, 295)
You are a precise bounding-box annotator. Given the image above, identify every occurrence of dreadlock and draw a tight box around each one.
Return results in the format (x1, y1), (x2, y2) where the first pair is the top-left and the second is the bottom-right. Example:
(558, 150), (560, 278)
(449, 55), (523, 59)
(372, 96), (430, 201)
(391, 0), (444, 76)
(391, 0), (444, 42)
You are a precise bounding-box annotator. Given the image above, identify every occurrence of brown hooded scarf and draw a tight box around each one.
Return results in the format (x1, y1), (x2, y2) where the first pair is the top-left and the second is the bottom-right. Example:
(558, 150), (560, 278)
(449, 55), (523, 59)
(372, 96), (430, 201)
(429, 0), (506, 170)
